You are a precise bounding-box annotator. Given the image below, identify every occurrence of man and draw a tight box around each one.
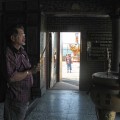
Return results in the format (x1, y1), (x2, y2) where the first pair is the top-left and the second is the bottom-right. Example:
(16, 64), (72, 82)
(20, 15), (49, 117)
(65, 54), (72, 73)
(4, 25), (40, 120)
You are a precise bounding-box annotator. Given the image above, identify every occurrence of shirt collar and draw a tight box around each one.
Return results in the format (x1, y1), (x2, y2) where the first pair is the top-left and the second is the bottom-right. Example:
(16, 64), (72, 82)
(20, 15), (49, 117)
(8, 44), (24, 54)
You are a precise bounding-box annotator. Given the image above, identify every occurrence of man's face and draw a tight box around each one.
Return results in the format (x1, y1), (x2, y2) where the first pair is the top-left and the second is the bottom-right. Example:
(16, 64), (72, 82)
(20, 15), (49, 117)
(12, 28), (26, 46)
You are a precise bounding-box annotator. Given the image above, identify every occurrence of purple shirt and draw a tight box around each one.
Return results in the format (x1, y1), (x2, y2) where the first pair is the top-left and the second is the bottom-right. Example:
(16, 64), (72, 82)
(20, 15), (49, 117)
(6, 45), (33, 103)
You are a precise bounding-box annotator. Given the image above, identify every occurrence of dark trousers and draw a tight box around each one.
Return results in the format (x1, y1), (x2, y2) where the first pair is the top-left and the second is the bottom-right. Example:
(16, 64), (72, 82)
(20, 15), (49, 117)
(67, 63), (72, 72)
(4, 98), (29, 120)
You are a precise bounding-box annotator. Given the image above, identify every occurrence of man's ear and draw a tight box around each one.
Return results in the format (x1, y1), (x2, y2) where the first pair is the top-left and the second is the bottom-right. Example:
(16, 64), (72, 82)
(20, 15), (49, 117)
(11, 35), (15, 42)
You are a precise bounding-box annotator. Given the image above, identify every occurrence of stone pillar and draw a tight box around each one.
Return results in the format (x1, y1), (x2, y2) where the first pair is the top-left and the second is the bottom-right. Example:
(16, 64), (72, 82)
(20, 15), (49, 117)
(111, 10), (120, 72)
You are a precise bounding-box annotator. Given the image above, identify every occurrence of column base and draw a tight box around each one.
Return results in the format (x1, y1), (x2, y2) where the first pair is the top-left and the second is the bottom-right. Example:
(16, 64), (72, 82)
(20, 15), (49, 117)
(96, 108), (116, 120)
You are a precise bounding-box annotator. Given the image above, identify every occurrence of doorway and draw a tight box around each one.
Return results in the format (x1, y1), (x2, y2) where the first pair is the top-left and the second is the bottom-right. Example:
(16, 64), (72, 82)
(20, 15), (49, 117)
(60, 32), (80, 89)
(50, 32), (81, 90)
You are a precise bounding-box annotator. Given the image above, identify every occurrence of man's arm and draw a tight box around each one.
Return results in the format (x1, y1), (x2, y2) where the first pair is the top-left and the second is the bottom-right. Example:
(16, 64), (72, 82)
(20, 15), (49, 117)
(10, 63), (40, 82)
(10, 70), (31, 82)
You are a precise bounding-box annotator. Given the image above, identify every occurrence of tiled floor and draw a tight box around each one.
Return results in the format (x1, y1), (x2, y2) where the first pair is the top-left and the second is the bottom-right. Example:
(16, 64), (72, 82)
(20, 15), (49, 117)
(26, 90), (97, 120)
(0, 61), (120, 120)
(0, 90), (120, 120)
(25, 90), (120, 120)
(51, 82), (79, 90)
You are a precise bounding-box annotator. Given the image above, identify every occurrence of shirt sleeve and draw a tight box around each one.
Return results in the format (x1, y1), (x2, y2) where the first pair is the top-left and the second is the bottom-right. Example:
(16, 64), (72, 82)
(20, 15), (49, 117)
(6, 52), (17, 80)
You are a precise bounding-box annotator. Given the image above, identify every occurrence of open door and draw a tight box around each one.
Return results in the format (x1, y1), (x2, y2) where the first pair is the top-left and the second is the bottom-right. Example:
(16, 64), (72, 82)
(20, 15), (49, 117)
(46, 32), (59, 89)
(46, 32), (52, 89)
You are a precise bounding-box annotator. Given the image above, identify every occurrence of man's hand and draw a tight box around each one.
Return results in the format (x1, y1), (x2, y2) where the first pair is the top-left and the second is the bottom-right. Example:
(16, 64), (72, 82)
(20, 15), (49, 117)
(31, 63), (40, 74)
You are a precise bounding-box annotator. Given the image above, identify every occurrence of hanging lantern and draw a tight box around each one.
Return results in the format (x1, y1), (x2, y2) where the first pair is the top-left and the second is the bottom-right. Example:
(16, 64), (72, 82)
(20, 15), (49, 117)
(69, 44), (80, 56)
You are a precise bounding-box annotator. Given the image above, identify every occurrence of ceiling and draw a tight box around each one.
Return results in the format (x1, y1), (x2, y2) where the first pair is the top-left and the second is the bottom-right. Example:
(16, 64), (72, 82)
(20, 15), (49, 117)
(40, 0), (120, 17)
(0, 0), (120, 17)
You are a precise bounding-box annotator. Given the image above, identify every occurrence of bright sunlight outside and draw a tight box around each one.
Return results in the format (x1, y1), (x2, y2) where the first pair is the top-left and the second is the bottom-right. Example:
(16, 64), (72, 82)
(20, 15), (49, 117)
(60, 32), (81, 87)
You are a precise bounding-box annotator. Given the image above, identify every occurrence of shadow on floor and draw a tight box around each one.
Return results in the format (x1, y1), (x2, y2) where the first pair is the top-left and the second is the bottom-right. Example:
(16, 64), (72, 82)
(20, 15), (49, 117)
(55, 61), (80, 90)
(51, 81), (79, 90)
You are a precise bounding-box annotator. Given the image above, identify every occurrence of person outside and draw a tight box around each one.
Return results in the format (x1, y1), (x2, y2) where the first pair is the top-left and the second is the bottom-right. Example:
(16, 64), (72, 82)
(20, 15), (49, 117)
(4, 24), (40, 120)
(65, 54), (72, 73)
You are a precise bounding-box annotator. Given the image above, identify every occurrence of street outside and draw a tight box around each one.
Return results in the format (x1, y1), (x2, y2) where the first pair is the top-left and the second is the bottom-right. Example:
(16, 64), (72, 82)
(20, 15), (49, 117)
(62, 61), (80, 86)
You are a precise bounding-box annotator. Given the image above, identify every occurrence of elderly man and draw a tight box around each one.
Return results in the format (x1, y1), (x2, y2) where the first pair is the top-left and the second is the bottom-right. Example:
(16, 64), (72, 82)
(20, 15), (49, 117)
(4, 24), (40, 120)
